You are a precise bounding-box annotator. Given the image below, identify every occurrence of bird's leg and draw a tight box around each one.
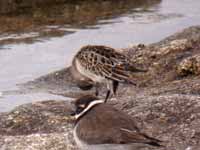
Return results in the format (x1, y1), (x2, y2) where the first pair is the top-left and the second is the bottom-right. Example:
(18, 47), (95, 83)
(95, 83), (100, 96)
(112, 80), (119, 95)
(105, 90), (110, 103)
(104, 80), (113, 103)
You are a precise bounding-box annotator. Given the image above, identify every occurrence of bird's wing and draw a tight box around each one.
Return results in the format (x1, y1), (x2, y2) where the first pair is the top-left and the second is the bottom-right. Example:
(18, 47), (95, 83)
(119, 128), (162, 146)
(95, 59), (137, 84)
(78, 46), (146, 83)
(77, 104), (140, 144)
(95, 49), (146, 83)
(77, 104), (162, 146)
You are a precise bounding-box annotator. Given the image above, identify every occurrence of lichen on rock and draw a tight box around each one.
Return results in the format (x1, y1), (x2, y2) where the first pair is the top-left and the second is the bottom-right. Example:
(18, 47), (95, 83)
(177, 54), (200, 76)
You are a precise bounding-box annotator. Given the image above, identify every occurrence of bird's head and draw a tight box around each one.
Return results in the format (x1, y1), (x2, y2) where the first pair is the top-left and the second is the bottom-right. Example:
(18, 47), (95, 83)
(70, 95), (104, 120)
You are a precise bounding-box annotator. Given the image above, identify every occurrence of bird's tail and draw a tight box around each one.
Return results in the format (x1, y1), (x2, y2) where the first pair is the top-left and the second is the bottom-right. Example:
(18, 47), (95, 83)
(143, 134), (165, 147)
(109, 67), (137, 85)
(124, 63), (148, 73)
(106, 63), (147, 85)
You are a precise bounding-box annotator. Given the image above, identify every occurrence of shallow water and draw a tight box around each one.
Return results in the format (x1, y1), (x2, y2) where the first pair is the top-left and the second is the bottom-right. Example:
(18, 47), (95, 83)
(0, 0), (200, 112)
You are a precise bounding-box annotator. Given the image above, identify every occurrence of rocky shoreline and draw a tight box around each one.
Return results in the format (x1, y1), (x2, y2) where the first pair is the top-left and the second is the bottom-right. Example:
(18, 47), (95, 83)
(0, 0), (160, 15)
(0, 0), (160, 39)
(1, 26), (200, 150)
(0, 0), (68, 14)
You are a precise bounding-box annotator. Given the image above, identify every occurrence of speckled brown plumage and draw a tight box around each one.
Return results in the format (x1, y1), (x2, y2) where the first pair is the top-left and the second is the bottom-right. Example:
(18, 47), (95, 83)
(73, 45), (146, 101)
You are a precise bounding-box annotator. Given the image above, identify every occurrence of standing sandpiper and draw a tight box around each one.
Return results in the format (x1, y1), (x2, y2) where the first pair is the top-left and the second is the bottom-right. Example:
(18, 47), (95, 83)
(70, 95), (163, 150)
(72, 45), (146, 102)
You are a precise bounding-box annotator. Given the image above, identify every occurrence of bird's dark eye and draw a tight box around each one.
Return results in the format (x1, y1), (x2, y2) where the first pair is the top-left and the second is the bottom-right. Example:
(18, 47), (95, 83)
(70, 106), (84, 116)
(76, 106), (84, 114)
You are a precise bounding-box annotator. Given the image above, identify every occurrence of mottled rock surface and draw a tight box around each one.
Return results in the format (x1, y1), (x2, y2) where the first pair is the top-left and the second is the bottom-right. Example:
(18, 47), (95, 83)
(1, 26), (200, 150)
(0, 100), (76, 150)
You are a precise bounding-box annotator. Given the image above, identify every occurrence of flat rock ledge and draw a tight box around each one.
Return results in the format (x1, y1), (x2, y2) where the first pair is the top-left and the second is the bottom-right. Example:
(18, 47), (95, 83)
(1, 26), (200, 150)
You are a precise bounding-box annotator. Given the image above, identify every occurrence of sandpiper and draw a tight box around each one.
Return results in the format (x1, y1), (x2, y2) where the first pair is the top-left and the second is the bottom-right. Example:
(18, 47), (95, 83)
(72, 45), (146, 102)
(70, 95), (163, 150)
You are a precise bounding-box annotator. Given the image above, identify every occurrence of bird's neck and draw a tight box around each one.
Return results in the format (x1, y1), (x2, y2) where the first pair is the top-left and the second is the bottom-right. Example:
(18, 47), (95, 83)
(75, 100), (104, 121)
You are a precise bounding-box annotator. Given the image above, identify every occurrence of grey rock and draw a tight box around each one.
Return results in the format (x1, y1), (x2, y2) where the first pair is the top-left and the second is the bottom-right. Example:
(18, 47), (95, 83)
(1, 26), (200, 150)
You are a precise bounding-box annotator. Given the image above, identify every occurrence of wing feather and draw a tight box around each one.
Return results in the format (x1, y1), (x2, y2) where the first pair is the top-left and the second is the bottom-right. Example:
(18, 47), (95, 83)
(119, 128), (162, 146)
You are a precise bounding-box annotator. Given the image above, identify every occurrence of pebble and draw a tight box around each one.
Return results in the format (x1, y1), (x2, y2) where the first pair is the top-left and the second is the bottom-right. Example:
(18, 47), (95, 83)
(185, 146), (192, 150)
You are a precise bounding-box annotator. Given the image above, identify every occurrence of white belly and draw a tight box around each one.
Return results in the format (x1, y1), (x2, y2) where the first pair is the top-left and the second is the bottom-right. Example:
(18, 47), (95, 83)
(75, 59), (106, 83)
(73, 126), (85, 149)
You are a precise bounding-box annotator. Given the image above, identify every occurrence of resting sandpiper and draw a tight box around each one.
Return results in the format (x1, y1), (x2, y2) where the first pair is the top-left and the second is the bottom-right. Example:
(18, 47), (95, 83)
(72, 45), (146, 102)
